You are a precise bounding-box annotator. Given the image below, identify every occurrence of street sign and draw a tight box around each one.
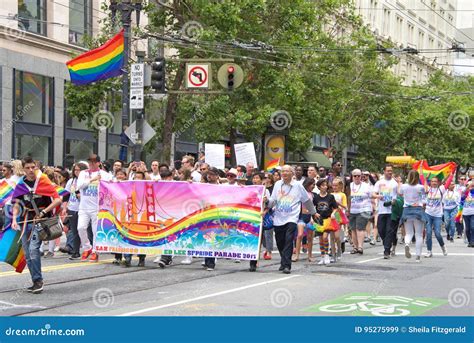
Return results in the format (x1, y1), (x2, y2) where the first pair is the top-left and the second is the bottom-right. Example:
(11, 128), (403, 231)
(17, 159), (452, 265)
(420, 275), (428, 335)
(218, 63), (244, 89)
(130, 88), (144, 109)
(124, 120), (156, 146)
(185, 63), (210, 89)
(130, 63), (144, 88)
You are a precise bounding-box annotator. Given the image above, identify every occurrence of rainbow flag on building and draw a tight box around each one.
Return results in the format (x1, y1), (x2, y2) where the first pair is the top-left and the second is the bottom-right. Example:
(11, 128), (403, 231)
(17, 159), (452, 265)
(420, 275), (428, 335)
(0, 180), (14, 207)
(412, 160), (456, 185)
(66, 30), (124, 85)
(0, 228), (26, 273)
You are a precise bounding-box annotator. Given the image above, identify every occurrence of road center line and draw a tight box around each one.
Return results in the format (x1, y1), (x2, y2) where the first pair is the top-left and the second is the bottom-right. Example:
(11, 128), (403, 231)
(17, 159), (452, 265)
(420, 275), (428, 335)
(356, 257), (384, 264)
(119, 274), (301, 316)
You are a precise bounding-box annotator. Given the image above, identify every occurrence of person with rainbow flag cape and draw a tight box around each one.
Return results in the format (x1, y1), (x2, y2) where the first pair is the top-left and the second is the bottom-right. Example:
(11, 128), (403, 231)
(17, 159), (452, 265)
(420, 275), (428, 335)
(10, 157), (62, 294)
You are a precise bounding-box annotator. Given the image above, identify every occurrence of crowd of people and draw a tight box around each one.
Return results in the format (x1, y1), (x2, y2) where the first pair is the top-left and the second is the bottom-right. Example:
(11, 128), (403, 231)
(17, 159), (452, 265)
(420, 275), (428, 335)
(1, 155), (473, 294)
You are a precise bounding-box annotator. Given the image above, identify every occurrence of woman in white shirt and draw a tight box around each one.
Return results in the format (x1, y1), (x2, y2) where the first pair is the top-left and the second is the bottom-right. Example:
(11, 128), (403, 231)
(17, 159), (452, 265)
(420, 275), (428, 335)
(399, 170), (426, 262)
(424, 177), (448, 257)
(349, 169), (373, 255)
(462, 181), (474, 247)
(443, 183), (460, 242)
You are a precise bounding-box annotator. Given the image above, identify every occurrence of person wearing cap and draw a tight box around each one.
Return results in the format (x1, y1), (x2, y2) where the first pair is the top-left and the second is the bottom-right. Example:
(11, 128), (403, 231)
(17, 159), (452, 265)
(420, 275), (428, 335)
(76, 154), (112, 262)
(267, 165), (317, 274)
(225, 168), (239, 186)
(236, 172), (248, 186)
(349, 168), (373, 255)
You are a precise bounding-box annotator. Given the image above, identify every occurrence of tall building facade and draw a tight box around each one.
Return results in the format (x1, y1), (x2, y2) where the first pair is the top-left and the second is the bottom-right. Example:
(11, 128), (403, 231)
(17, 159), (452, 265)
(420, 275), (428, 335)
(355, 0), (457, 85)
(0, 0), (154, 166)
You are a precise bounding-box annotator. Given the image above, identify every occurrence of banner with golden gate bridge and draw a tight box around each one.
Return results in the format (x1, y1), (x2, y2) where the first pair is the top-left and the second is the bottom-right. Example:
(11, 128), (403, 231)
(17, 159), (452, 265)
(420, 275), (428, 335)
(95, 181), (265, 260)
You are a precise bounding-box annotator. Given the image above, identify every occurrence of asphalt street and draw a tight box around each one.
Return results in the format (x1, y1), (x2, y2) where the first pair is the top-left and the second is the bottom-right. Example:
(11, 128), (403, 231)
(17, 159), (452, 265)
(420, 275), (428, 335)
(0, 237), (472, 317)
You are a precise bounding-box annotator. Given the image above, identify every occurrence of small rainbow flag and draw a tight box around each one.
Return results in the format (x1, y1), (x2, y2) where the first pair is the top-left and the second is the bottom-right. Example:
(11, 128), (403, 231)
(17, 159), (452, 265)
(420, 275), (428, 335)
(0, 228), (26, 273)
(412, 160), (456, 185)
(66, 30), (124, 86)
(55, 185), (69, 197)
(455, 188), (474, 223)
(0, 180), (14, 207)
(266, 158), (280, 172)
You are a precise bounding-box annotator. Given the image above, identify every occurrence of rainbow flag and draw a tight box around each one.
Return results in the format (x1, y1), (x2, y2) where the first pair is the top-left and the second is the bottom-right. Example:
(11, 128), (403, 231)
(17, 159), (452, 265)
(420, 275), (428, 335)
(55, 185), (69, 197)
(66, 30), (124, 86)
(12, 172), (60, 202)
(455, 188), (474, 223)
(0, 228), (26, 273)
(0, 180), (14, 207)
(412, 160), (456, 185)
(266, 158), (280, 172)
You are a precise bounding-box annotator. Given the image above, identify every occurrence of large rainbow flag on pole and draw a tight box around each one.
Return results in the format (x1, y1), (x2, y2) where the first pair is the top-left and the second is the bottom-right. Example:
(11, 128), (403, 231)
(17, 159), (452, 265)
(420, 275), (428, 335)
(412, 160), (456, 185)
(66, 29), (124, 85)
(0, 179), (15, 207)
(0, 228), (26, 273)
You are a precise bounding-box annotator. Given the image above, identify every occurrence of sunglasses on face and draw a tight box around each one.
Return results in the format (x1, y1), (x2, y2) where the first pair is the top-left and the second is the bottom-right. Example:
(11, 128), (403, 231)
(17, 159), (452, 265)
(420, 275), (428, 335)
(353, 175), (361, 177)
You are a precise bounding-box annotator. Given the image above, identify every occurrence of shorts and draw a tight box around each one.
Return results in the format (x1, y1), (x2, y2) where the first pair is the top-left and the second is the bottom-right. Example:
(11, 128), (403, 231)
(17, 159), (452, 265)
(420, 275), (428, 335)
(298, 213), (312, 225)
(349, 212), (371, 231)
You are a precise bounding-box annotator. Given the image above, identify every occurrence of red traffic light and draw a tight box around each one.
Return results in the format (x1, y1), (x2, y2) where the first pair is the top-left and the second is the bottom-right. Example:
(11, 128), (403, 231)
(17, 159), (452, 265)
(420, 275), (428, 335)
(227, 66), (235, 73)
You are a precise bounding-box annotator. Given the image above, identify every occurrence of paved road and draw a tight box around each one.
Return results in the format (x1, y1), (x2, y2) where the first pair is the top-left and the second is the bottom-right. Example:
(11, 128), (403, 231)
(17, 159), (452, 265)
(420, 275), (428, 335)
(1, 237), (472, 317)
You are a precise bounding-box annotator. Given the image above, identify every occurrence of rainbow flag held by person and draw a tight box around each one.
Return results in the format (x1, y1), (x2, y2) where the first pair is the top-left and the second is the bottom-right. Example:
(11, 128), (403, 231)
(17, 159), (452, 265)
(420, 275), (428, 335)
(333, 208), (349, 225)
(0, 180), (14, 207)
(0, 228), (26, 273)
(12, 171), (60, 201)
(55, 185), (69, 197)
(66, 29), (124, 86)
(412, 160), (456, 185)
(266, 158), (280, 172)
(455, 188), (474, 223)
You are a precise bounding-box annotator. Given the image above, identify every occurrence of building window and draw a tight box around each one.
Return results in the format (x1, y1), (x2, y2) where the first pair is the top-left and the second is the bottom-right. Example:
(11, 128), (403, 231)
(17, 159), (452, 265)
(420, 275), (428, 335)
(15, 70), (53, 125)
(383, 8), (391, 35)
(18, 0), (47, 35)
(69, 0), (92, 45)
(65, 139), (96, 162)
(313, 134), (328, 148)
(418, 31), (425, 49)
(407, 23), (414, 45)
(15, 135), (51, 163)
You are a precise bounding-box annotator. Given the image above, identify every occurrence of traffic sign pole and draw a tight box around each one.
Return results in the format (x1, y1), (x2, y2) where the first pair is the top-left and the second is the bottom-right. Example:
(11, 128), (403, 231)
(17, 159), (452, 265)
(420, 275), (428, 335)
(133, 51), (146, 162)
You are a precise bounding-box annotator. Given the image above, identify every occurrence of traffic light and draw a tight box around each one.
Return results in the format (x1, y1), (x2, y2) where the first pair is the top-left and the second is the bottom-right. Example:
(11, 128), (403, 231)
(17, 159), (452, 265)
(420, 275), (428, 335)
(227, 65), (235, 90)
(151, 57), (166, 93)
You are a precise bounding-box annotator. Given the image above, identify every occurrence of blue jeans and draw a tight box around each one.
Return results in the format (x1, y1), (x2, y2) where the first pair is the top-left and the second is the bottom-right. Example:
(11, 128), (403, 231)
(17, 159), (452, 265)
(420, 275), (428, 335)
(464, 215), (474, 244)
(425, 214), (444, 251)
(21, 223), (43, 282)
(443, 208), (457, 239)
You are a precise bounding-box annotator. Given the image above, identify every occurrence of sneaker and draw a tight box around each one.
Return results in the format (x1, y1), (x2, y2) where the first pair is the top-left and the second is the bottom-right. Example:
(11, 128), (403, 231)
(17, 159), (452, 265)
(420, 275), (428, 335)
(278, 266), (285, 271)
(376, 237), (381, 243)
(201, 261), (206, 268)
(405, 245), (412, 259)
(456, 234), (461, 239)
(89, 252), (99, 262)
(153, 257), (161, 263)
(43, 251), (54, 258)
(206, 266), (215, 271)
(324, 255), (331, 264)
(341, 242), (345, 253)
(441, 245), (447, 256)
(26, 284), (35, 293)
(137, 260), (145, 267)
(158, 259), (172, 269)
(181, 256), (193, 265)
(59, 247), (71, 254)
(234, 260), (241, 263)
(383, 253), (390, 259)
(54, 246), (60, 252)
(31, 281), (44, 294)
(317, 258), (326, 265)
(112, 259), (121, 265)
(364, 237), (370, 243)
(370, 239), (376, 246)
(81, 249), (92, 261)
(282, 268), (291, 274)
(424, 251), (433, 258)
(336, 251), (342, 260)
(263, 252), (272, 260)
(69, 254), (81, 260)
(390, 245), (396, 257)
(415, 256), (421, 263)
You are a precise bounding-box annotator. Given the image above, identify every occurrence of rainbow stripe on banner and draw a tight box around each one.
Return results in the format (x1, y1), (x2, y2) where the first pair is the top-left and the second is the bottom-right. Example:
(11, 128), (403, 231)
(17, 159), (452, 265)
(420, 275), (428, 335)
(0, 228), (26, 273)
(266, 158), (280, 171)
(412, 160), (456, 185)
(66, 30), (124, 86)
(0, 180), (14, 207)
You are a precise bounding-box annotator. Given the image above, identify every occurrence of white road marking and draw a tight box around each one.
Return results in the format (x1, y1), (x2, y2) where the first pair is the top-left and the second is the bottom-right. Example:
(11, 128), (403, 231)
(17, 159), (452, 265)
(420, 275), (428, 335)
(378, 252), (474, 256)
(356, 257), (384, 264)
(119, 274), (301, 316)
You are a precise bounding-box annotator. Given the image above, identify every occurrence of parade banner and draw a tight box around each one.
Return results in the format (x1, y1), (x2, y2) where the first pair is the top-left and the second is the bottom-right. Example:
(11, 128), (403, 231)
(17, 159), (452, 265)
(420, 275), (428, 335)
(96, 181), (265, 260)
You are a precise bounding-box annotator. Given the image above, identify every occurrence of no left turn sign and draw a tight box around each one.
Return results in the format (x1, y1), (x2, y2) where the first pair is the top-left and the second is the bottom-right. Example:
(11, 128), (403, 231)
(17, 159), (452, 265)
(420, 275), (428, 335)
(186, 63), (210, 89)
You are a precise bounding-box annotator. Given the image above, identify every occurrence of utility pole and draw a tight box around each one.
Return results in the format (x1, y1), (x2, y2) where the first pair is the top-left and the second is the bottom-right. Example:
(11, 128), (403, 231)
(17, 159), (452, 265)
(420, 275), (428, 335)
(133, 50), (146, 162)
(110, 0), (142, 129)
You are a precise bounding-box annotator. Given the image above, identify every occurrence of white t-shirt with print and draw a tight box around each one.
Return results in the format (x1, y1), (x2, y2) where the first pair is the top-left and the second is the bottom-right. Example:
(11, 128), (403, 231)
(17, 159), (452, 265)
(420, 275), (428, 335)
(425, 186), (446, 217)
(462, 190), (474, 216)
(442, 190), (460, 210)
(349, 182), (373, 214)
(373, 178), (398, 215)
(400, 184), (425, 208)
(77, 169), (112, 211)
(270, 180), (311, 226)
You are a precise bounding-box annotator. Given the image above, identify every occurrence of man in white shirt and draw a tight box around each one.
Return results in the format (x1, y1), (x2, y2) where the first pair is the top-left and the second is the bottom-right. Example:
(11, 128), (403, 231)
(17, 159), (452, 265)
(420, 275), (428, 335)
(182, 155), (201, 182)
(268, 165), (317, 274)
(76, 154), (112, 262)
(148, 160), (161, 181)
(372, 165), (399, 258)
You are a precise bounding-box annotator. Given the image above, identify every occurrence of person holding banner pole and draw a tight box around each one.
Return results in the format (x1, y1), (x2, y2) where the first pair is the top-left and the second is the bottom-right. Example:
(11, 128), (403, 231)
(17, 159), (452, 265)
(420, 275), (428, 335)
(267, 165), (317, 274)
